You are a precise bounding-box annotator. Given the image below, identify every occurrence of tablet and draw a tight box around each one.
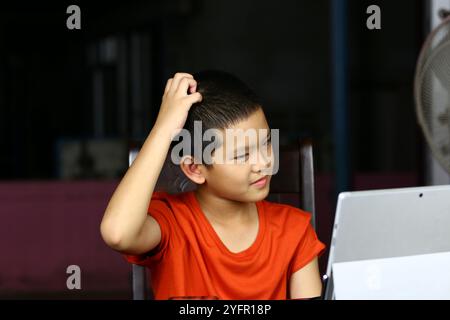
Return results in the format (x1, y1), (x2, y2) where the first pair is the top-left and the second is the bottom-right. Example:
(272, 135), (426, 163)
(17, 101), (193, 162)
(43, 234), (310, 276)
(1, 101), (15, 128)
(324, 185), (450, 299)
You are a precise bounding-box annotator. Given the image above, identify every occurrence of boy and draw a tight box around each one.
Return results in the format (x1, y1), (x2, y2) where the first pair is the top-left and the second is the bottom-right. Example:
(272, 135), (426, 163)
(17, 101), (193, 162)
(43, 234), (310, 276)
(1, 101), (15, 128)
(100, 70), (325, 299)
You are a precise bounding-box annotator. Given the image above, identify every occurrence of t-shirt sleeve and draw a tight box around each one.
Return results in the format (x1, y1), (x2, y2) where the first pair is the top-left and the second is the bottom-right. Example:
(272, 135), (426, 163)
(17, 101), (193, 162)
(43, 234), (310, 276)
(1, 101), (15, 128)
(122, 192), (173, 268)
(288, 214), (326, 276)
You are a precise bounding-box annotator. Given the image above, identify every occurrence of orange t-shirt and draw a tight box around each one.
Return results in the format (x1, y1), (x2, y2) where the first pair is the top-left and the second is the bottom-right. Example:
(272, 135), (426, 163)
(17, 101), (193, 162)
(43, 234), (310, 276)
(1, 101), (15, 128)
(123, 191), (326, 300)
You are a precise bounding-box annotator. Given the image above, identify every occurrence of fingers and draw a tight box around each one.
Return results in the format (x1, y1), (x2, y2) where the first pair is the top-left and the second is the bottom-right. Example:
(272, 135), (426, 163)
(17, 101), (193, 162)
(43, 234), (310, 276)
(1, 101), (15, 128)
(184, 92), (202, 104)
(176, 77), (197, 96)
(188, 80), (197, 94)
(170, 72), (193, 94)
(164, 78), (173, 94)
(164, 73), (201, 107)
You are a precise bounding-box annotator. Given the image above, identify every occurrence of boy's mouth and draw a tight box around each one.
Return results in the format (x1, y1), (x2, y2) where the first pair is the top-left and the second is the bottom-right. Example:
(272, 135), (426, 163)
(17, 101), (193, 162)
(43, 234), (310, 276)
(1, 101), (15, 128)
(250, 176), (268, 185)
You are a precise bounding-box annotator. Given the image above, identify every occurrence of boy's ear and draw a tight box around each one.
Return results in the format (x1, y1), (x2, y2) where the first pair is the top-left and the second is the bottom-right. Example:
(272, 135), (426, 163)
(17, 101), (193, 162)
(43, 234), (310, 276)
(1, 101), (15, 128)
(179, 155), (207, 185)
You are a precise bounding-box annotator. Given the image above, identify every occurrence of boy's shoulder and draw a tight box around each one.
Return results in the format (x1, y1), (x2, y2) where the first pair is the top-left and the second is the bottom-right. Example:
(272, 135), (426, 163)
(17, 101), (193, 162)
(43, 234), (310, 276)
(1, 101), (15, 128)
(150, 190), (189, 206)
(151, 190), (180, 200)
(261, 198), (313, 225)
(145, 191), (198, 226)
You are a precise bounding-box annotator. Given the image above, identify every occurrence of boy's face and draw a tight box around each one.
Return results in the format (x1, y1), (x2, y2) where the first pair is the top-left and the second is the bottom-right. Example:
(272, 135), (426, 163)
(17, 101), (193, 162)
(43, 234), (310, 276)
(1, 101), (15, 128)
(182, 108), (274, 203)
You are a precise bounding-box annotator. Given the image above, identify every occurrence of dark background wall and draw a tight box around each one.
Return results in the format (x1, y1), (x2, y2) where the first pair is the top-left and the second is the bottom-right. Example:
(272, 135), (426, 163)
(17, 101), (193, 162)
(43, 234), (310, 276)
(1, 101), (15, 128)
(0, 0), (424, 180)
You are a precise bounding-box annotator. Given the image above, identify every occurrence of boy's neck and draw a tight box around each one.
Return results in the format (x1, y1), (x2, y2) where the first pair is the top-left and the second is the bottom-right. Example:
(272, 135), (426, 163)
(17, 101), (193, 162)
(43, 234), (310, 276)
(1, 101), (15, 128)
(193, 188), (256, 227)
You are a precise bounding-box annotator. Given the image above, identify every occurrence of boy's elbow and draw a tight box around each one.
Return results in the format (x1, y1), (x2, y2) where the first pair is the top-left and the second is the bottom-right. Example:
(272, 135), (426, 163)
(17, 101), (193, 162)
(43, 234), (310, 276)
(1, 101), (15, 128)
(100, 218), (127, 251)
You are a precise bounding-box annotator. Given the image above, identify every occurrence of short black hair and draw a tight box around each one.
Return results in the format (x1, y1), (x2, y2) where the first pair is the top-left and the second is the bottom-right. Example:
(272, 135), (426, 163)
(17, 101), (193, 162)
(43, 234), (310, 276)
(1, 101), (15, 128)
(170, 70), (263, 166)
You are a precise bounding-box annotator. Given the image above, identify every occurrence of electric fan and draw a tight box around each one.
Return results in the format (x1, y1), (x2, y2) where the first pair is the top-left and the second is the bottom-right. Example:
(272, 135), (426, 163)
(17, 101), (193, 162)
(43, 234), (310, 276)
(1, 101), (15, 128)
(414, 14), (450, 174)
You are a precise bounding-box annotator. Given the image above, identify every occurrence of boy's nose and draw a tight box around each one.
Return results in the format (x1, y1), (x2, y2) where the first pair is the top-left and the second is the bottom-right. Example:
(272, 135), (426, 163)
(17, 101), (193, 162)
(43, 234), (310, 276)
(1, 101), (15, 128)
(252, 149), (273, 173)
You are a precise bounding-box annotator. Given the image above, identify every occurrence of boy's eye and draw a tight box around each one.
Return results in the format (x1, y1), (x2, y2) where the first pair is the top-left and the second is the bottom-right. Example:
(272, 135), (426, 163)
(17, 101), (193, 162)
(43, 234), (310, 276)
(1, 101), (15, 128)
(234, 153), (249, 160)
(263, 138), (272, 146)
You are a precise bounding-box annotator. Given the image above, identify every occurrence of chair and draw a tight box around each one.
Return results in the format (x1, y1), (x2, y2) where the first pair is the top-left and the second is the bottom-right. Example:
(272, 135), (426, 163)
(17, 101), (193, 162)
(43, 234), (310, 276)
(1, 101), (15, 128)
(128, 138), (317, 300)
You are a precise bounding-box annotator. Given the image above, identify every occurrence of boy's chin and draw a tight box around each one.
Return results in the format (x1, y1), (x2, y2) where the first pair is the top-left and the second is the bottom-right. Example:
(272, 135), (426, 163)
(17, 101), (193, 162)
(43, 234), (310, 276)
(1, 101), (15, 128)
(245, 187), (270, 202)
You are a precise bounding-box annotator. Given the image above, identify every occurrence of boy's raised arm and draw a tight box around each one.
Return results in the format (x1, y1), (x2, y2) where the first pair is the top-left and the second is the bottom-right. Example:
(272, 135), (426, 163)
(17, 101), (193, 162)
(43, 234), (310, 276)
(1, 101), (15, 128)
(100, 72), (202, 252)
